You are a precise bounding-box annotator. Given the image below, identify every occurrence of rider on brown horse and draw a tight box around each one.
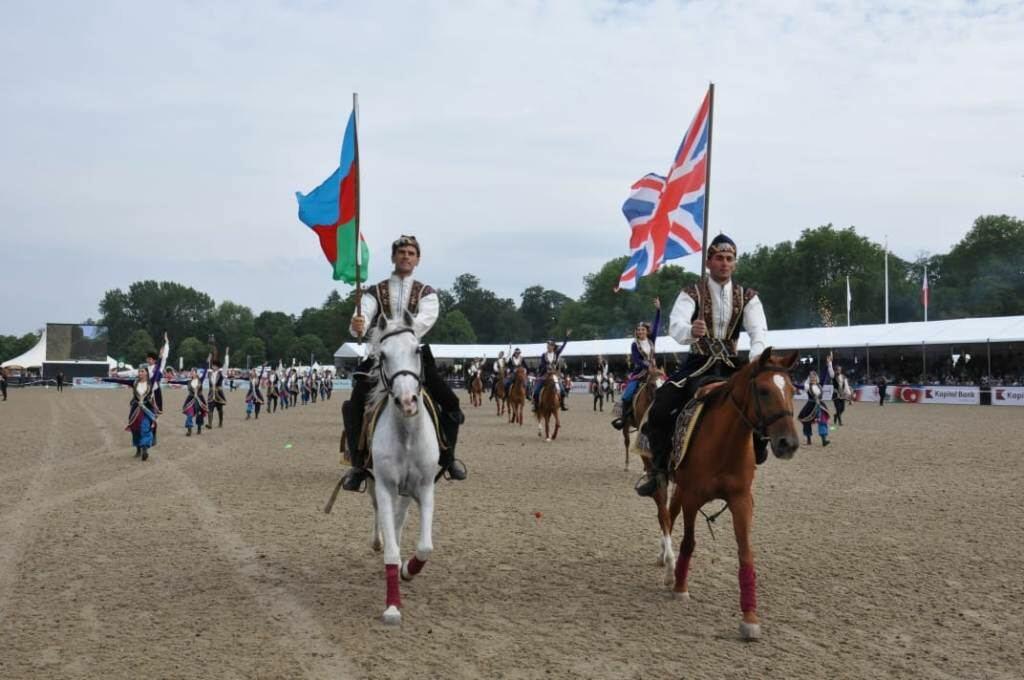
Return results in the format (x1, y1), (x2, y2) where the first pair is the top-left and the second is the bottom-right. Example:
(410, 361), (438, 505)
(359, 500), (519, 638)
(489, 351), (507, 401)
(635, 234), (769, 497)
(339, 235), (468, 492)
(531, 332), (572, 411)
(611, 297), (661, 430)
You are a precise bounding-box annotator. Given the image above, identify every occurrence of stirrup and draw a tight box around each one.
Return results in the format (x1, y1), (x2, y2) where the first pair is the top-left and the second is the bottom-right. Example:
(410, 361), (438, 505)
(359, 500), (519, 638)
(611, 417), (625, 430)
(634, 470), (666, 497)
(341, 466), (372, 493)
(435, 458), (468, 483)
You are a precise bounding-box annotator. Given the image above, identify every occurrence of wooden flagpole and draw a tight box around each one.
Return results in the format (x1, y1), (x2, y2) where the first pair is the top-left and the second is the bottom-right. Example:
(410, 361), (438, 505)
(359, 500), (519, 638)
(700, 82), (714, 281)
(353, 92), (363, 345)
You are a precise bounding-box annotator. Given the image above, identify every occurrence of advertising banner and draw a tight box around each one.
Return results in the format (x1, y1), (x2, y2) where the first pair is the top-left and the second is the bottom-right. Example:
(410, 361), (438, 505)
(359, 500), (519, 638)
(992, 386), (1024, 406)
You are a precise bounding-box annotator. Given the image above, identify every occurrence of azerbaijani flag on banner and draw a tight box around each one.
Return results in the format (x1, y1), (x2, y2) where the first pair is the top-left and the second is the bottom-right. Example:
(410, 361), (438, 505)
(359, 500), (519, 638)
(295, 109), (369, 283)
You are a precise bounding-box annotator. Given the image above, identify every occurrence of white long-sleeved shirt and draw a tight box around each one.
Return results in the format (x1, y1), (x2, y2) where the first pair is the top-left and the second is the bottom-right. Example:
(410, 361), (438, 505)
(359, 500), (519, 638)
(350, 273), (440, 340)
(668, 278), (768, 358)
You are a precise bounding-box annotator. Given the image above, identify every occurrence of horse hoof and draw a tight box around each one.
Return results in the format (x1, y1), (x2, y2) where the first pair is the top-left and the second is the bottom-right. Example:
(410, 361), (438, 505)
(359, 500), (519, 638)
(381, 606), (402, 626)
(672, 590), (690, 601)
(739, 621), (761, 640)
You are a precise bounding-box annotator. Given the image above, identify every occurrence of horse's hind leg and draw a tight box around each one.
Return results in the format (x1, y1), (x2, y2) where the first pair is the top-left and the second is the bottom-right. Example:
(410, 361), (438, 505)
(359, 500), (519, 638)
(369, 479), (383, 553)
(729, 493), (760, 639)
(623, 430), (631, 471)
(654, 487), (675, 585)
(402, 483), (434, 582)
(551, 412), (560, 441)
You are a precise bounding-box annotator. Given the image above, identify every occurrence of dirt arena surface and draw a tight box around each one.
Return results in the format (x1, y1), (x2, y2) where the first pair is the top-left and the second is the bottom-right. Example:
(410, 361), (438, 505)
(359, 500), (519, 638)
(1, 387), (1021, 679)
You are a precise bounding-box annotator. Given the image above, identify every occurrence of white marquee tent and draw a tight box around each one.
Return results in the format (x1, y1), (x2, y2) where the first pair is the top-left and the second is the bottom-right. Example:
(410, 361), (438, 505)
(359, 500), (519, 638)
(334, 315), (1024, 363)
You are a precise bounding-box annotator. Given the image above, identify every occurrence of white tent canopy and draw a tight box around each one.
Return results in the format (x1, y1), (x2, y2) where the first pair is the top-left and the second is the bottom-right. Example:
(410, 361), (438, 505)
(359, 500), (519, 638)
(334, 315), (1024, 363)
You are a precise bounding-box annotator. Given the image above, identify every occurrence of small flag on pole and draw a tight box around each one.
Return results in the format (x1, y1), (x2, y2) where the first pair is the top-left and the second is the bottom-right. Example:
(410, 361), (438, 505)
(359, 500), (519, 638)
(846, 275), (852, 326)
(296, 106), (369, 283)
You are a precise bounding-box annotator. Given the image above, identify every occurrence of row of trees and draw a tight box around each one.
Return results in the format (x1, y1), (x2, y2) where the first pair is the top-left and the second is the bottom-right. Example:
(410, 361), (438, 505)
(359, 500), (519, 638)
(4, 215), (1020, 367)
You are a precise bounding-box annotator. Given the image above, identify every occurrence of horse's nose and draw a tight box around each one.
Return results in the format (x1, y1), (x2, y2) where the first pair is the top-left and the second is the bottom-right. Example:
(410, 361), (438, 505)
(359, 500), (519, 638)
(775, 436), (799, 459)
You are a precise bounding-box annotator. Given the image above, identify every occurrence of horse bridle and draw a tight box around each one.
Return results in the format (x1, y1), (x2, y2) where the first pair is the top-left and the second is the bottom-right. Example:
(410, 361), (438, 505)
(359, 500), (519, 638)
(727, 365), (794, 440)
(376, 327), (422, 396)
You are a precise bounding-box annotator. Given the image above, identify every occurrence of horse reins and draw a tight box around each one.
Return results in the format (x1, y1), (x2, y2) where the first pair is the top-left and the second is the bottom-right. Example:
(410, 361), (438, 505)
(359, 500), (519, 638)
(727, 365), (794, 440)
(376, 327), (423, 396)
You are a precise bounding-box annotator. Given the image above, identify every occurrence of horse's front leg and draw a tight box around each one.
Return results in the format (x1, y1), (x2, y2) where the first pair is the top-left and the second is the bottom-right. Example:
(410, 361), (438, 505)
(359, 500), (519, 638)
(729, 492), (760, 640)
(368, 479), (383, 553)
(374, 480), (403, 625)
(654, 485), (675, 584)
(551, 410), (560, 440)
(402, 482), (434, 582)
(623, 430), (631, 471)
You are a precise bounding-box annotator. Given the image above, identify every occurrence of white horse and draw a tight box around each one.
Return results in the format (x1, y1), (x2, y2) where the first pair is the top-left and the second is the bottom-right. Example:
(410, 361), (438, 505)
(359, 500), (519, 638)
(365, 311), (441, 626)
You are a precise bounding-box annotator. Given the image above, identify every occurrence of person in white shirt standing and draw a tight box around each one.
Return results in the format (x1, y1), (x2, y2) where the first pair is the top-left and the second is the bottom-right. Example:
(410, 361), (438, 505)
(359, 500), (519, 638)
(635, 234), (769, 497)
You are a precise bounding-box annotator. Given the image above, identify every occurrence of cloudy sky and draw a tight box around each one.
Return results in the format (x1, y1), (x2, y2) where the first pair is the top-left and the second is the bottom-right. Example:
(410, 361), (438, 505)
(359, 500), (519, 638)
(2, 1), (1022, 335)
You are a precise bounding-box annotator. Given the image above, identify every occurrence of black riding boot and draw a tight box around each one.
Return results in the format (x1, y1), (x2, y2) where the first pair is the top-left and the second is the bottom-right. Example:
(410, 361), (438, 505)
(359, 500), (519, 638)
(438, 410), (468, 481)
(635, 424), (671, 497)
(611, 403), (632, 431)
(340, 399), (370, 492)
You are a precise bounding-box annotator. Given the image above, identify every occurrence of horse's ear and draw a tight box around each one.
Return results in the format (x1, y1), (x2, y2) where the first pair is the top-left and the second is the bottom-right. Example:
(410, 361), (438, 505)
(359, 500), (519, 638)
(758, 347), (773, 367)
(376, 313), (388, 332)
(403, 309), (415, 328)
(782, 349), (799, 370)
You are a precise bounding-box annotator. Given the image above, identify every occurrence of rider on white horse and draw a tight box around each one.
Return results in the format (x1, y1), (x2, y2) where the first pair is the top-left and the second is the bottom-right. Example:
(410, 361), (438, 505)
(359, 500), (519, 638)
(611, 297), (661, 430)
(635, 233), (768, 497)
(531, 332), (572, 411)
(340, 235), (468, 492)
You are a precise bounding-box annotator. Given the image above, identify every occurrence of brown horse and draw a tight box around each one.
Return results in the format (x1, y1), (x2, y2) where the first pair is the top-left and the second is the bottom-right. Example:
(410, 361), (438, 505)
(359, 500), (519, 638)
(494, 373), (507, 416)
(654, 349), (800, 640)
(469, 372), (483, 408)
(622, 366), (666, 471)
(535, 370), (561, 441)
(507, 367), (527, 425)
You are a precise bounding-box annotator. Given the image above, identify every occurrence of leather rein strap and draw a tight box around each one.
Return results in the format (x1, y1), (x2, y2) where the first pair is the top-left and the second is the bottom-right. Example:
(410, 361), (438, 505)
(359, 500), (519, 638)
(727, 364), (794, 440)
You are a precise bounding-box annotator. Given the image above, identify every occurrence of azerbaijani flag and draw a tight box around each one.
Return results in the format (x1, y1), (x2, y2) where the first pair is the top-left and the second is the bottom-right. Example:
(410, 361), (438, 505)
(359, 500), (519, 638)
(296, 108), (369, 283)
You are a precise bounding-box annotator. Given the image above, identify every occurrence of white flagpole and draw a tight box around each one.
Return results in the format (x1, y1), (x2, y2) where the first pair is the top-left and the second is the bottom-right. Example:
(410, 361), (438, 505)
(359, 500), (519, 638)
(923, 264), (929, 323)
(846, 275), (851, 326)
(884, 236), (890, 325)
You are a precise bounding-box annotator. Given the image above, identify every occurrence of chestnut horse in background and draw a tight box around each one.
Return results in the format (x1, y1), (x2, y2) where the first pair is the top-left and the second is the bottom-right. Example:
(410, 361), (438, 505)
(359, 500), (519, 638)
(507, 367), (527, 426)
(535, 370), (561, 441)
(652, 349), (800, 640)
(469, 372), (483, 408)
(623, 366), (666, 471)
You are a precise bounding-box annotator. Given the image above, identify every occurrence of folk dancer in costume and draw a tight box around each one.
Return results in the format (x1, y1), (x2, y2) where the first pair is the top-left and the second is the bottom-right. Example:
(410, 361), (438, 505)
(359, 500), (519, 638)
(267, 369), (279, 413)
(504, 348), (527, 392)
(489, 351), (507, 401)
(245, 367), (266, 419)
(324, 370), (333, 400)
(207, 344), (229, 428)
(612, 297), (661, 430)
(143, 335), (169, 445)
(103, 333), (168, 461)
(177, 362), (209, 436)
(636, 234), (768, 497)
(1, 369), (7, 401)
(825, 352), (851, 425)
(288, 367), (299, 407)
(798, 370), (831, 446)
(532, 332), (572, 411)
(300, 372), (311, 405)
(340, 234), (468, 492)
(311, 371), (319, 403)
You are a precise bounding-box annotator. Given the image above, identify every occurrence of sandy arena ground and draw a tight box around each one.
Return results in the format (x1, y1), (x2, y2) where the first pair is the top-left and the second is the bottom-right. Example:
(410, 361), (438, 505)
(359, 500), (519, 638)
(1, 386), (1022, 679)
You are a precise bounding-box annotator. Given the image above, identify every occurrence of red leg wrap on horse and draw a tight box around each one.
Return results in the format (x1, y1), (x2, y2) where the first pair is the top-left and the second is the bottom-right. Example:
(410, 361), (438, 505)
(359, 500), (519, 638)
(407, 556), (426, 576)
(674, 554), (691, 587)
(386, 564), (401, 608)
(739, 564), (757, 613)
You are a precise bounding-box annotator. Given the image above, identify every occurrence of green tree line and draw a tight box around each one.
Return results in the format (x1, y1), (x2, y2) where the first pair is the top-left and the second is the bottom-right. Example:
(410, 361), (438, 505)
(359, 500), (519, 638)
(4, 215), (1020, 367)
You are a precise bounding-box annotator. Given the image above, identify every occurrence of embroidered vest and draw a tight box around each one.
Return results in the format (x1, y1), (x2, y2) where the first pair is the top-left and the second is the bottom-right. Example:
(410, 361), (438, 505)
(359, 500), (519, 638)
(368, 278), (434, 323)
(686, 279), (758, 356)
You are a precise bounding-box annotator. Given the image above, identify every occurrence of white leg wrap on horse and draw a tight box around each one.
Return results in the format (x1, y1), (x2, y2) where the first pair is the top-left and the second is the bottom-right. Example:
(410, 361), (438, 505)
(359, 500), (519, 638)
(382, 605), (402, 626)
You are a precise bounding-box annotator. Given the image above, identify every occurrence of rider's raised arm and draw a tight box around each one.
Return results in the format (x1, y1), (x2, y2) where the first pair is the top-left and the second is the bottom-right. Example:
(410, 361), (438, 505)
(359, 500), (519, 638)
(668, 289), (697, 345)
(411, 291), (439, 338)
(350, 294), (380, 338)
(743, 295), (768, 359)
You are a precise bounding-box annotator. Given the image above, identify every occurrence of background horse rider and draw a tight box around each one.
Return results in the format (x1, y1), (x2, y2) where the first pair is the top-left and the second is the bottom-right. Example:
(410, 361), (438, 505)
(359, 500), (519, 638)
(504, 348), (527, 394)
(612, 297), (661, 430)
(340, 234), (468, 492)
(636, 233), (768, 497)
(489, 351), (507, 401)
(532, 332), (572, 411)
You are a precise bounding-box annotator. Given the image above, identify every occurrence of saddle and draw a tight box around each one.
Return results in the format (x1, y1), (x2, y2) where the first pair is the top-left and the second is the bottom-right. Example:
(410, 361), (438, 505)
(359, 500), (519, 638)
(632, 377), (728, 473)
(339, 391), (447, 468)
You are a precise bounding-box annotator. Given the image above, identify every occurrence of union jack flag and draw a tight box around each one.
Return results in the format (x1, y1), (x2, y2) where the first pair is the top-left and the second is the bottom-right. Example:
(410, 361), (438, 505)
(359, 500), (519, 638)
(617, 89), (710, 290)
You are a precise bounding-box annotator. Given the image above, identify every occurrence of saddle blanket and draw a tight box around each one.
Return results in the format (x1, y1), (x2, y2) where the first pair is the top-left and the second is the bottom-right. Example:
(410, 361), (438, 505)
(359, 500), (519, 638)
(339, 392), (447, 467)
